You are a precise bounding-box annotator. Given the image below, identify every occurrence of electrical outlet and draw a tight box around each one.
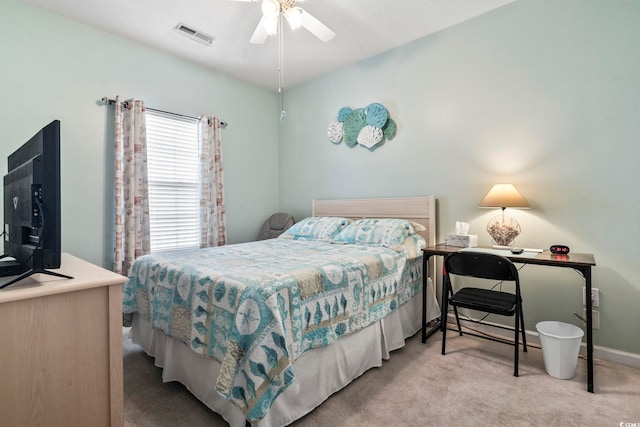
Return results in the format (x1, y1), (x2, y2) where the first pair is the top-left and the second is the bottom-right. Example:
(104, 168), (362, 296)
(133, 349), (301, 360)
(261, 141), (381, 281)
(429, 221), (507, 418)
(582, 309), (600, 329)
(582, 287), (600, 308)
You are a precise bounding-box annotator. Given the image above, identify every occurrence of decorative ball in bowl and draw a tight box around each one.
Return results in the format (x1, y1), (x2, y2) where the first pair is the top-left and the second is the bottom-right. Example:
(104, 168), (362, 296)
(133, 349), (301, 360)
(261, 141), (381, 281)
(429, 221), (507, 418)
(486, 216), (521, 246)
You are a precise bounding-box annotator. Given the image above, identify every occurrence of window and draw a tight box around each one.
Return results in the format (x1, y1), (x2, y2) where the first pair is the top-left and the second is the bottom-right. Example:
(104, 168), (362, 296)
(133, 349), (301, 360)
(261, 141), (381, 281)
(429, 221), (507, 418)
(145, 110), (200, 252)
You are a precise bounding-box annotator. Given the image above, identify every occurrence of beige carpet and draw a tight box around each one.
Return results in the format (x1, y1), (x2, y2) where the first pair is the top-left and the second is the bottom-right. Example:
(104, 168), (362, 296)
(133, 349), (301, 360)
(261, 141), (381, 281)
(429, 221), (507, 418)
(124, 327), (640, 426)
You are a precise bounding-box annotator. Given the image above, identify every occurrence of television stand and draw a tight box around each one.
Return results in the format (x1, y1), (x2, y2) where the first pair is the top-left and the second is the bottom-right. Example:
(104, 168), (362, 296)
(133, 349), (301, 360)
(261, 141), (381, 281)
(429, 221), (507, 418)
(0, 267), (73, 289)
(0, 251), (74, 289)
(0, 253), (126, 426)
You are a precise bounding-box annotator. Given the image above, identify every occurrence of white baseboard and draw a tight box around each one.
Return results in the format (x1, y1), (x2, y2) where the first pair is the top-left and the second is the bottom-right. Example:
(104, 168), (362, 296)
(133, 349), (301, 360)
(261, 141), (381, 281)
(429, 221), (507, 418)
(445, 314), (640, 369)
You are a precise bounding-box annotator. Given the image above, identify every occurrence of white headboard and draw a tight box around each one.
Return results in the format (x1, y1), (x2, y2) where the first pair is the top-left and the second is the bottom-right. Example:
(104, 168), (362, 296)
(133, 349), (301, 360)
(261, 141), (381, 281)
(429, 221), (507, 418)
(312, 196), (437, 283)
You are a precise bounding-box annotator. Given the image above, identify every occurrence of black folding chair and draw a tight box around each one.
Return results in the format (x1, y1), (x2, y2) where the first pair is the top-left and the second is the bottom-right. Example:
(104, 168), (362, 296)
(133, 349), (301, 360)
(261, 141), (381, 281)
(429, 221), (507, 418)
(441, 252), (527, 376)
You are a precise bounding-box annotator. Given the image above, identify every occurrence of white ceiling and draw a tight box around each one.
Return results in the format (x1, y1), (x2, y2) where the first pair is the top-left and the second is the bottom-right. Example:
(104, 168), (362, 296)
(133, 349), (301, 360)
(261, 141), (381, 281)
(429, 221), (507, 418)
(24, 0), (515, 90)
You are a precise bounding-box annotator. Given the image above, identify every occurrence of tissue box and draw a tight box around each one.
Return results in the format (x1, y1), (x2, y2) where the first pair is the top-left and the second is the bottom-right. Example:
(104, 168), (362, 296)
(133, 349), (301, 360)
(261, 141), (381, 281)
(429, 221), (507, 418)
(444, 234), (478, 248)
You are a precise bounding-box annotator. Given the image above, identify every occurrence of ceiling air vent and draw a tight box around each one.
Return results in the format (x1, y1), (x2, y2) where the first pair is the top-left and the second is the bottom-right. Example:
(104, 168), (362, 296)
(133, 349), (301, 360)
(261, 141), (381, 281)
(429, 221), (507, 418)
(174, 23), (214, 46)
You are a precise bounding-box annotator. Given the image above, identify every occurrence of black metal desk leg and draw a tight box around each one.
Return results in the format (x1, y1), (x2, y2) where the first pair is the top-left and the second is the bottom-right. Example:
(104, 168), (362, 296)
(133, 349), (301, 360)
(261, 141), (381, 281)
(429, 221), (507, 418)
(422, 254), (428, 343)
(584, 266), (594, 393)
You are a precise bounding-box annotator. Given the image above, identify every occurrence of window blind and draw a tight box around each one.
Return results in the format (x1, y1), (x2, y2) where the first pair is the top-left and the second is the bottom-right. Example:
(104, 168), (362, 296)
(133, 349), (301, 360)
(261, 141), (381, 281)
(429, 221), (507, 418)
(146, 110), (200, 252)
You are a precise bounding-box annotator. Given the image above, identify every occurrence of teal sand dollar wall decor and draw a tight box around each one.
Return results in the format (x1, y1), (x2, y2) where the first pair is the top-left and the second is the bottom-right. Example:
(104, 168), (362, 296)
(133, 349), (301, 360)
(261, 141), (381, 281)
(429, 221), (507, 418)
(327, 103), (396, 149)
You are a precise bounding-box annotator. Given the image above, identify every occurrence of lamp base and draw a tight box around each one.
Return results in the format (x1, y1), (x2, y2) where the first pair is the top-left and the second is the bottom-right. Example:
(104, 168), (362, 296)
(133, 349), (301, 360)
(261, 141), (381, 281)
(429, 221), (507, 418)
(486, 214), (521, 247)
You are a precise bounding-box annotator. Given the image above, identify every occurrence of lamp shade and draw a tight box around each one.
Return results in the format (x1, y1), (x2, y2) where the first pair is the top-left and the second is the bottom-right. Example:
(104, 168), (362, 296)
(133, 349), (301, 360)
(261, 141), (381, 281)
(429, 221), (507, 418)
(479, 184), (530, 209)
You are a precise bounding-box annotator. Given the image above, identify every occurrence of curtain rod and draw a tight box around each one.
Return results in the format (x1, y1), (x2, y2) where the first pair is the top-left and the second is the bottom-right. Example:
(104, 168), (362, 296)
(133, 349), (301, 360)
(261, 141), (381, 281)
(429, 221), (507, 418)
(100, 97), (227, 129)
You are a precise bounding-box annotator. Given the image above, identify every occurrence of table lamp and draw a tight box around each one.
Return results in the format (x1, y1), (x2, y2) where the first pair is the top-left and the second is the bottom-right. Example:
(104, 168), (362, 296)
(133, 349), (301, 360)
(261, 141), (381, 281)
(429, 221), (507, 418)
(479, 184), (530, 248)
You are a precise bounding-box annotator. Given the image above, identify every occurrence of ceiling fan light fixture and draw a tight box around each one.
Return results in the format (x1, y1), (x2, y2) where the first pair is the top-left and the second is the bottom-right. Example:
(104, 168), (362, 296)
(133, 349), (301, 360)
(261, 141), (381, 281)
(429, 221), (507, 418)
(284, 7), (303, 30)
(261, 0), (280, 18)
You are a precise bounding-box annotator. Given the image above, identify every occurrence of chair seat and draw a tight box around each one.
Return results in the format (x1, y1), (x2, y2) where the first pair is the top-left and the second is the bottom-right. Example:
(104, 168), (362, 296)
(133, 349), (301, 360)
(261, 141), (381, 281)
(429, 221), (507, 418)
(450, 287), (517, 317)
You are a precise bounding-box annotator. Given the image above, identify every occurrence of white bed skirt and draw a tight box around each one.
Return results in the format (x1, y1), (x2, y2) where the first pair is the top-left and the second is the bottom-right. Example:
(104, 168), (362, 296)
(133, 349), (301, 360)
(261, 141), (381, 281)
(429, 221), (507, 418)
(130, 285), (439, 427)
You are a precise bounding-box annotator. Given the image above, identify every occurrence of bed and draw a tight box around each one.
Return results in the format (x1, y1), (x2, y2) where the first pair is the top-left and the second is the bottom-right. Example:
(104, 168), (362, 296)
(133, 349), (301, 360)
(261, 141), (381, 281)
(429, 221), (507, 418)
(124, 196), (439, 427)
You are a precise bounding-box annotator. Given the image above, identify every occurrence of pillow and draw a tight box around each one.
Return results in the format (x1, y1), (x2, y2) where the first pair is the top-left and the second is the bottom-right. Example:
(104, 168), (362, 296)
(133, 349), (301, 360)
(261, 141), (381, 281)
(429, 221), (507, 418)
(331, 218), (418, 250)
(398, 234), (427, 259)
(410, 221), (426, 232)
(278, 216), (352, 241)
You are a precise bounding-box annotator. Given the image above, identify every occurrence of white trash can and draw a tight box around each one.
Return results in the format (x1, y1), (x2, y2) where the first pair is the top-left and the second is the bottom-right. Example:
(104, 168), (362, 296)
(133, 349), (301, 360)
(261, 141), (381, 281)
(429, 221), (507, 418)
(536, 321), (584, 380)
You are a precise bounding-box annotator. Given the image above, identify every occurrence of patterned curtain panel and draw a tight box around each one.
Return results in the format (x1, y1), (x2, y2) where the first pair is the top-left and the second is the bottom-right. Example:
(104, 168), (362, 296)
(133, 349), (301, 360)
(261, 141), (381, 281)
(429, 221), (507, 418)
(114, 96), (151, 276)
(198, 116), (227, 248)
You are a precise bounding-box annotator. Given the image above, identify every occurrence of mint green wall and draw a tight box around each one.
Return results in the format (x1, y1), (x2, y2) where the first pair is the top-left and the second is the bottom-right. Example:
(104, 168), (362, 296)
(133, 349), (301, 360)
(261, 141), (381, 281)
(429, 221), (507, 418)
(278, 1), (640, 354)
(2, 0), (638, 355)
(0, 0), (280, 268)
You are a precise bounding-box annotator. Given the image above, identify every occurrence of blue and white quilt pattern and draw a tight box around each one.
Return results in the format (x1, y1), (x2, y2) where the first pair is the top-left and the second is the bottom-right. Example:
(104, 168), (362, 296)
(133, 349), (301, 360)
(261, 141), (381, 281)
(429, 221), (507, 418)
(122, 239), (422, 421)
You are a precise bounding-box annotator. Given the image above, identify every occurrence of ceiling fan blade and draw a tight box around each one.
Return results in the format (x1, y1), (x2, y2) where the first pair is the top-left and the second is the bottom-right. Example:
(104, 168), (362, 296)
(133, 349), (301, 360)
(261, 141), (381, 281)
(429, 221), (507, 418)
(300, 8), (335, 42)
(250, 16), (269, 44)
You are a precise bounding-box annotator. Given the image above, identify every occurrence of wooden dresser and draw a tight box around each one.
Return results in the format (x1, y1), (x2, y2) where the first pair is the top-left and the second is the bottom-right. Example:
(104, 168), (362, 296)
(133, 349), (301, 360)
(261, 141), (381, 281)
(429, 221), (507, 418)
(0, 253), (127, 426)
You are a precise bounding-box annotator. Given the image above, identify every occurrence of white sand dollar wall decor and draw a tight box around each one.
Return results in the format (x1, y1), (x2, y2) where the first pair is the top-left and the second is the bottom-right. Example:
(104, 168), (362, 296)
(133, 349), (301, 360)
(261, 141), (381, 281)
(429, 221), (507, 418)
(327, 102), (397, 150)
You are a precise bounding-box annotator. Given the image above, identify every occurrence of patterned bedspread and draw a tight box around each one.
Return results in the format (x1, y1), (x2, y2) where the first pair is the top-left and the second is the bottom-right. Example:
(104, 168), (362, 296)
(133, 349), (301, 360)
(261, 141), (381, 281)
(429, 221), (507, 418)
(122, 238), (423, 421)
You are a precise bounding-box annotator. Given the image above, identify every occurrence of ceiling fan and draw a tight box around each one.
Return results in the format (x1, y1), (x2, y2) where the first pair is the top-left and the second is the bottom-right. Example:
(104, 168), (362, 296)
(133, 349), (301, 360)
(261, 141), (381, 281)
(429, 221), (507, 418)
(233, 0), (336, 44)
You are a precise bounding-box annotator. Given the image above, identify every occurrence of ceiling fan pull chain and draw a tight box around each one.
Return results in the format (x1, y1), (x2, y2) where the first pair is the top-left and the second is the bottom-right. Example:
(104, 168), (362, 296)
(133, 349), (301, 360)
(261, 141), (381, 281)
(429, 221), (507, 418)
(278, 16), (286, 122)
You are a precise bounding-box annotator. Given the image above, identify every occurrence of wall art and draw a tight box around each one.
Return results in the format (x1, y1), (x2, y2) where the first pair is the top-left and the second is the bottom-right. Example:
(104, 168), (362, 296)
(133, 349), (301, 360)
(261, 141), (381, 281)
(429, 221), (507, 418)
(327, 103), (397, 149)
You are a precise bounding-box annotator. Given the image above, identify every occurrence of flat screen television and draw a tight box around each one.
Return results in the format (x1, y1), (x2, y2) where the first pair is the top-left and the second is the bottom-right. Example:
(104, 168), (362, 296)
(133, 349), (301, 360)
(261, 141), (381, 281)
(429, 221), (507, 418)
(0, 119), (71, 289)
